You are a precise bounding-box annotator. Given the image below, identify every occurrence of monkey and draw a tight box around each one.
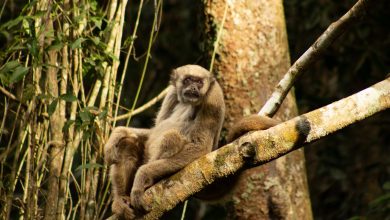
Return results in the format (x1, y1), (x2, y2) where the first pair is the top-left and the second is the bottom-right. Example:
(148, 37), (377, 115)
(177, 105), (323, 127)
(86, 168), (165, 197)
(104, 65), (225, 219)
(104, 128), (148, 219)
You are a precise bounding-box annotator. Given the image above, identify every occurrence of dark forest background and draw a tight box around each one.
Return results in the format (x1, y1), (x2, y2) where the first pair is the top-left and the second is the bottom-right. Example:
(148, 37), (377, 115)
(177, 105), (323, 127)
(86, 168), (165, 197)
(1, 0), (389, 219)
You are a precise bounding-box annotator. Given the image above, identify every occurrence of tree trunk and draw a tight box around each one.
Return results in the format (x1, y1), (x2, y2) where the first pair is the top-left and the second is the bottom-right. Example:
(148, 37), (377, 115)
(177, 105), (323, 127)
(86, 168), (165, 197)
(203, 0), (313, 219)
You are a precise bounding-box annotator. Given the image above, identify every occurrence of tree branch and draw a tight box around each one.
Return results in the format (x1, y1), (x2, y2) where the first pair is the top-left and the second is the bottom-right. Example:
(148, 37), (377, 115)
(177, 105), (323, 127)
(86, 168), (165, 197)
(142, 77), (390, 220)
(259, 0), (370, 117)
(0, 85), (18, 101)
(112, 87), (169, 122)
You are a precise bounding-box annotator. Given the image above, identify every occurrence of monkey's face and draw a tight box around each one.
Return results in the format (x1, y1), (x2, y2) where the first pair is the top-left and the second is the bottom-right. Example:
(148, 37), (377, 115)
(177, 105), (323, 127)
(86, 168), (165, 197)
(172, 65), (213, 105)
(180, 75), (209, 104)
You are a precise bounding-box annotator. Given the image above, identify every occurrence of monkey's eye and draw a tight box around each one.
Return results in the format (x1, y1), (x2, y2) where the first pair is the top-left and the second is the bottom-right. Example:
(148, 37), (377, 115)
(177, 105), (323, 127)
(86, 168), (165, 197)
(196, 80), (204, 87)
(183, 77), (192, 85)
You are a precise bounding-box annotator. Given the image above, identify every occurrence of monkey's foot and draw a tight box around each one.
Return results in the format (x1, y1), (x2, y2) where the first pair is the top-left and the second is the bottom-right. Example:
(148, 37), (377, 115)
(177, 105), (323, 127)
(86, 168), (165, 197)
(112, 196), (135, 220)
(131, 189), (150, 213)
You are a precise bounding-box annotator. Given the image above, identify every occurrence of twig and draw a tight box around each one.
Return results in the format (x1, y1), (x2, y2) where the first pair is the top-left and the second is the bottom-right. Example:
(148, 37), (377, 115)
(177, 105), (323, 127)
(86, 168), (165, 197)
(112, 87), (169, 122)
(125, 0), (162, 126)
(259, 0), (370, 117)
(112, 0), (144, 127)
(0, 85), (18, 101)
(209, 1), (229, 74)
(143, 77), (390, 220)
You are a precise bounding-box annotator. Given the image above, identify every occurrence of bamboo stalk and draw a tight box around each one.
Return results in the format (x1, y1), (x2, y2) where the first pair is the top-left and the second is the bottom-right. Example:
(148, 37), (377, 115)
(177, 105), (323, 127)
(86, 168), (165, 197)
(112, 0), (145, 126)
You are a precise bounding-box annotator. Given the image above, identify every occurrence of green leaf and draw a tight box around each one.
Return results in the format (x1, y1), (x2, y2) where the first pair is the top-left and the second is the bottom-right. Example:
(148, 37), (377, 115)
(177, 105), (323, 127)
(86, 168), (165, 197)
(83, 130), (91, 140)
(21, 84), (35, 102)
(90, 1), (98, 11)
(75, 163), (104, 171)
(91, 17), (102, 29)
(9, 45), (27, 52)
(106, 51), (119, 61)
(2, 16), (23, 30)
(47, 41), (64, 51)
(98, 108), (108, 119)
(31, 10), (46, 18)
(22, 18), (32, 35)
(0, 74), (9, 85)
(48, 99), (58, 116)
(63, 120), (75, 132)
(90, 36), (100, 45)
(0, 61), (20, 73)
(79, 110), (92, 122)
(59, 93), (77, 102)
(37, 93), (52, 100)
(369, 193), (390, 207)
(10, 66), (29, 83)
(27, 38), (39, 58)
(123, 36), (136, 48)
(70, 37), (86, 49)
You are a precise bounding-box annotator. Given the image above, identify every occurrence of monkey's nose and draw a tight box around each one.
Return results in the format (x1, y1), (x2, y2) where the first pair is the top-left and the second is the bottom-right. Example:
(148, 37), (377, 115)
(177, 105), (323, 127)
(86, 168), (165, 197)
(184, 88), (200, 98)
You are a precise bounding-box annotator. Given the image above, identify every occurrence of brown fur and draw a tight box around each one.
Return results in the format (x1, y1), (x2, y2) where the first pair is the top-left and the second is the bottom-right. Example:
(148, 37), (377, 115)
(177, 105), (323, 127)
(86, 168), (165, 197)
(104, 65), (225, 219)
(226, 115), (279, 142)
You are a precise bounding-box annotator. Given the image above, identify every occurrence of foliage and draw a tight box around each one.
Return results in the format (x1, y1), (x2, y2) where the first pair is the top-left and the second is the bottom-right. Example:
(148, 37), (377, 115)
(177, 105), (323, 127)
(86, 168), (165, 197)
(0, 0), (161, 219)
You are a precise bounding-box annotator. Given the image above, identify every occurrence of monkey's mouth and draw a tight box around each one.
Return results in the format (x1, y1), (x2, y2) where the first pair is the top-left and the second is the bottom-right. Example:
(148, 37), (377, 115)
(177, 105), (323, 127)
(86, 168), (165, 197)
(184, 91), (200, 99)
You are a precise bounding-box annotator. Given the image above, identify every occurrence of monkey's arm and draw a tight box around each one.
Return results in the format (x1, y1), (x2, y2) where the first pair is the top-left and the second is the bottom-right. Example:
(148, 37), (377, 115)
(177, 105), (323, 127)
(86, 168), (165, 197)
(155, 86), (177, 124)
(203, 82), (225, 150)
(226, 115), (279, 142)
(130, 140), (209, 212)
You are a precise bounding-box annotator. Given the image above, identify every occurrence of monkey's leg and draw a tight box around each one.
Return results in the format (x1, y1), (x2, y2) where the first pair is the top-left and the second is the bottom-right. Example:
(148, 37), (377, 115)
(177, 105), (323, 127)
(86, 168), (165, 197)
(104, 127), (149, 165)
(106, 128), (147, 219)
(111, 162), (138, 219)
(156, 130), (189, 159)
(130, 144), (204, 212)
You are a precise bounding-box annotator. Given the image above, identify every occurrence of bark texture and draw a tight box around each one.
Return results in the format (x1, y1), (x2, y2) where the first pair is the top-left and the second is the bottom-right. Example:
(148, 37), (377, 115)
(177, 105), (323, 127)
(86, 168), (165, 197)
(203, 0), (313, 219)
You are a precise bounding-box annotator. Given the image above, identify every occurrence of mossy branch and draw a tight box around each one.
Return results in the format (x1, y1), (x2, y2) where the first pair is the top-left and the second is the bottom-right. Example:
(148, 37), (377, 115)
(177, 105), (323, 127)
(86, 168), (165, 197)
(142, 77), (390, 220)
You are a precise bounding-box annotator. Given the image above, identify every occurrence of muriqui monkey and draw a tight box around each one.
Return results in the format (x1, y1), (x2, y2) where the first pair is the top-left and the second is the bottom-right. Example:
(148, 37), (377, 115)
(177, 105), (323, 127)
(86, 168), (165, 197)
(104, 65), (225, 219)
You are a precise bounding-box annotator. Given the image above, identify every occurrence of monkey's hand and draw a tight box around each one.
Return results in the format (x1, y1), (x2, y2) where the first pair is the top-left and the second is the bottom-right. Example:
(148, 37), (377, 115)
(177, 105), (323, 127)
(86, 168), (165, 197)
(131, 167), (154, 212)
(112, 196), (136, 219)
(130, 189), (148, 213)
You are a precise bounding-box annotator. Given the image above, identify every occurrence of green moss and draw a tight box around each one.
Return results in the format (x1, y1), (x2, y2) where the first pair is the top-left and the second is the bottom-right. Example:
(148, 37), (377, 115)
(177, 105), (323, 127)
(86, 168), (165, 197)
(214, 147), (231, 169)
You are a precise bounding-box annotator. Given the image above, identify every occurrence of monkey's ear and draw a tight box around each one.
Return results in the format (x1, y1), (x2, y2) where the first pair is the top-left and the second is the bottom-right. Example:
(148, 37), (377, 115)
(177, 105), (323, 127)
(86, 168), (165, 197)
(170, 69), (177, 85)
(210, 75), (216, 84)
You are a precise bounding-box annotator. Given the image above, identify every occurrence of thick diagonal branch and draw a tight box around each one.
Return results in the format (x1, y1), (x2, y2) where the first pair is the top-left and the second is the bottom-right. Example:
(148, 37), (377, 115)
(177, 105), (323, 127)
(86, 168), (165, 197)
(259, 0), (370, 116)
(142, 77), (390, 219)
